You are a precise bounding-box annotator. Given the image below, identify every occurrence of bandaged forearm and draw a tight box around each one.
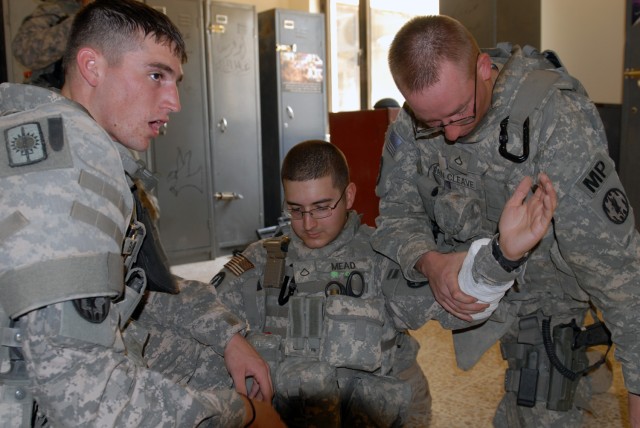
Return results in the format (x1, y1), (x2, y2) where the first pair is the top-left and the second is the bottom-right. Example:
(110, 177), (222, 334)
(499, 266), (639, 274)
(458, 238), (514, 321)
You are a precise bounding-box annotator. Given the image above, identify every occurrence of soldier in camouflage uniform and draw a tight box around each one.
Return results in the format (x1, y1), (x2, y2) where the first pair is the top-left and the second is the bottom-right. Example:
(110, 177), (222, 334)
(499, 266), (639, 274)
(11, 0), (90, 89)
(372, 15), (640, 427)
(0, 0), (284, 426)
(214, 140), (557, 427)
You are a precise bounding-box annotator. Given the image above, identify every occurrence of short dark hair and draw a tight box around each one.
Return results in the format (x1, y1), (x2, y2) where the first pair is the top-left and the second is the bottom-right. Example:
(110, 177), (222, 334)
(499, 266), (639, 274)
(281, 140), (350, 191)
(63, 0), (187, 72)
(389, 15), (479, 94)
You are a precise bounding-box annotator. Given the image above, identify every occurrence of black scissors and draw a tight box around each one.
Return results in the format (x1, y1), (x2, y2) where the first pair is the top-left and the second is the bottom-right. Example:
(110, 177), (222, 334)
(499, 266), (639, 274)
(324, 270), (365, 297)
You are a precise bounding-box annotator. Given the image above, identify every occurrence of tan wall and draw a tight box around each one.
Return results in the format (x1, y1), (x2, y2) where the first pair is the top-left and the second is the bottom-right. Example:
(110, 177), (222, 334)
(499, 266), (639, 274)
(541, 0), (625, 104)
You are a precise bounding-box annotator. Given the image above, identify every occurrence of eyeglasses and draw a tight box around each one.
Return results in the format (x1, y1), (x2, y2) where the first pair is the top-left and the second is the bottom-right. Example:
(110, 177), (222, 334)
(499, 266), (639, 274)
(412, 57), (478, 140)
(284, 187), (347, 220)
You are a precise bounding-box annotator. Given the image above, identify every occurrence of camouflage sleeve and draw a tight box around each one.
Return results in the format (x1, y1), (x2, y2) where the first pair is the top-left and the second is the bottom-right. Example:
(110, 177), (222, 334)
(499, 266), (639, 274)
(140, 279), (246, 356)
(11, 2), (76, 70)
(540, 90), (640, 394)
(215, 242), (266, 332)
(19, 302), (246, 427)
(378, 250), (475, 331)
(371, 108), (438, 282)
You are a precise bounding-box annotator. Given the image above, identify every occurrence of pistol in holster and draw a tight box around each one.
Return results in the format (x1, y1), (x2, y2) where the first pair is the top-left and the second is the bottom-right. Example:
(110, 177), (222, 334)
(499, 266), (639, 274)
(503, 312), (611, 411)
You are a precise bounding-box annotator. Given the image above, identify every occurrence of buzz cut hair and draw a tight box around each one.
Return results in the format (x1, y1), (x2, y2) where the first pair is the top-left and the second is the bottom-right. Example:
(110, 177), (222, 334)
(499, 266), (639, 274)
(388, 15), (479, 94)
(281, 140), (350, 191)
(63, 0), (187, 72)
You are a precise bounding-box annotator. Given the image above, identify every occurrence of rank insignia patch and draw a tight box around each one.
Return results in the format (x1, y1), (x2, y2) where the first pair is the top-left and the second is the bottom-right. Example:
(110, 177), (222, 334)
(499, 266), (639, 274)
(5, 122), (47, 167)
(602, 188), (629, 224)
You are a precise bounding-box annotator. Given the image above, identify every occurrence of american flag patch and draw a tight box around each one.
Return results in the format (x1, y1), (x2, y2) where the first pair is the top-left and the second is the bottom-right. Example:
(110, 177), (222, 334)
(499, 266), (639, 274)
(225, 253), (255, 276)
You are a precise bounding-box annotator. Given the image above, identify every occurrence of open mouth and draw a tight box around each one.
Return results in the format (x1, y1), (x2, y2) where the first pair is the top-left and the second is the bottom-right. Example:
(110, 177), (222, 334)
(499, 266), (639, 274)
(150, 120), (167, 135)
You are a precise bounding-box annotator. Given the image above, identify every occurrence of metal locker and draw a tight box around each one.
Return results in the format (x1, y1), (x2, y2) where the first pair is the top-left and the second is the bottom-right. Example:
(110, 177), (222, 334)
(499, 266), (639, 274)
(205, 1), (264, 251)
(146, 0), (263, 264)
(258, 9), (328, 227)
(145, 0), (215, 265)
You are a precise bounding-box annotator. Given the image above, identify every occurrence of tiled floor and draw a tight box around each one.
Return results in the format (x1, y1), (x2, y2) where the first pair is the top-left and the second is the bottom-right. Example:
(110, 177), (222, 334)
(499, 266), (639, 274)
(172, 257), (630, 427)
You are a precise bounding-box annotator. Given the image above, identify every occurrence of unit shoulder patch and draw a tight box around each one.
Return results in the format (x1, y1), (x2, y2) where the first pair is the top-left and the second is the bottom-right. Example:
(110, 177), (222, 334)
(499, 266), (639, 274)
(602, 188), (629, 225)
(1, 115), (71, 178)
(5, 122), (47, 166)
(225, 253), (255, 276)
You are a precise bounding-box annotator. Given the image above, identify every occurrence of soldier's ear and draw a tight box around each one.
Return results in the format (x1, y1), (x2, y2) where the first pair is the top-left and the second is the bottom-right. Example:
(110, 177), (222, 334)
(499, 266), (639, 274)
(76, 48), (101, 87)
(345, 182), (357, 210)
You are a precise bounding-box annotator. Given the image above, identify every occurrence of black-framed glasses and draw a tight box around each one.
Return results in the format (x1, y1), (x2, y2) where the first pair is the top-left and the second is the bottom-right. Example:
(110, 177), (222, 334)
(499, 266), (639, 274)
(284, 187), (347, 220)
(412, 56), (479, 140)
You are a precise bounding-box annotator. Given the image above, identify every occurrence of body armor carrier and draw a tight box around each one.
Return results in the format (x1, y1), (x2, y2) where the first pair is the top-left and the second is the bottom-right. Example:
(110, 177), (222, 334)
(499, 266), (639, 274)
(247, 235), (410, 427)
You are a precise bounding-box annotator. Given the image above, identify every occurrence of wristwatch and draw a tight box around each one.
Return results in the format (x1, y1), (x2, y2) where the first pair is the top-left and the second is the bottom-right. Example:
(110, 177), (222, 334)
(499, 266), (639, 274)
(491, 234), (529, 273)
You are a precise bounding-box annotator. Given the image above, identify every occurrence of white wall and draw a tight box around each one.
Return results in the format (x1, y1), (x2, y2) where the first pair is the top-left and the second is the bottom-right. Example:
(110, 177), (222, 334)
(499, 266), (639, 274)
(541, 0), (625, 104)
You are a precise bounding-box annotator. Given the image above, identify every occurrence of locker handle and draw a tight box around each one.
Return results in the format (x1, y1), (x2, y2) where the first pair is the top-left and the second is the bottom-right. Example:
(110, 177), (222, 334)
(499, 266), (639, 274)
(624, 69), (640, 79)
(217, 118), (228, 133)
(215, 192), (243, 201)
(286, 106), (294, 120)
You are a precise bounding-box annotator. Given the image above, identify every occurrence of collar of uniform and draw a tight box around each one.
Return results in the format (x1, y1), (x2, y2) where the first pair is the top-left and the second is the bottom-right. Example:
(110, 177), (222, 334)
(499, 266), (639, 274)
(288, 210), (362, 260)
(458, 45), (527, 145)
(114, 143), (158, 191)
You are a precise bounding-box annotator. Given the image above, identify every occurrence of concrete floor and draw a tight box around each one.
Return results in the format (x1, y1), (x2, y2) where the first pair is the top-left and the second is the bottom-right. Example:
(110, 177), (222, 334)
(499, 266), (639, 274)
(171, 257), (630, 427)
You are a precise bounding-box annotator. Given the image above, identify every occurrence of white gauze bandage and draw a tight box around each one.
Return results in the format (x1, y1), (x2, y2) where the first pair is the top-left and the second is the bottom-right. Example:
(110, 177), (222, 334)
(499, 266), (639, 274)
(458, 238), (514, 321)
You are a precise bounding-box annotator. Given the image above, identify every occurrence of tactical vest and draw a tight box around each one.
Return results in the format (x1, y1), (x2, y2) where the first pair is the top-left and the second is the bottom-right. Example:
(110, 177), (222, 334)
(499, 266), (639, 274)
(0, 83), (134, 427)
(403, 45), (608, 410)
(0, 84), (175, 426)
(242, 223), (412, 426)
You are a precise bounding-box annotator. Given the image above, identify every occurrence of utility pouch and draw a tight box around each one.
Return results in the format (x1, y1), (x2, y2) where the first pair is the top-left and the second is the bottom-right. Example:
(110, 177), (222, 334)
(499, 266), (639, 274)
(284, 296), (324, 358)
(341, 371), (412, 428)
(247, 331), (283, 380)
(274, 358), (340, 427)
(320, 296), (385, 371)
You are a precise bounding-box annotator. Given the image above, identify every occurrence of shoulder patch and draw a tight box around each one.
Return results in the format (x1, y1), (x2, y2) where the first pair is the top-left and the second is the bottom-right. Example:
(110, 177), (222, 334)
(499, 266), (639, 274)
(602, 188), (630, 225)
(578, 153), (613, 198)
(5, 122), (47, 166)
(225, 253), (255, 276)
(385, 128), (404, 158)
(1, 115), (72, 178)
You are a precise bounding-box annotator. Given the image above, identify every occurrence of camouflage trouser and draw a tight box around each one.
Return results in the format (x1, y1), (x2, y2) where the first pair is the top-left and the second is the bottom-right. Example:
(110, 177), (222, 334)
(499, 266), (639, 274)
(130, 318), (233, 392)
(395, 360), (431, 427)
(493, 308), (593, 428)
(493, 379), (591, 428)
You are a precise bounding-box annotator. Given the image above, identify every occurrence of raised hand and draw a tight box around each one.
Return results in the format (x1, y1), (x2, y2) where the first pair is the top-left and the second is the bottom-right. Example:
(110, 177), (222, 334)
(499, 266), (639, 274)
(497, 172), (557, 261)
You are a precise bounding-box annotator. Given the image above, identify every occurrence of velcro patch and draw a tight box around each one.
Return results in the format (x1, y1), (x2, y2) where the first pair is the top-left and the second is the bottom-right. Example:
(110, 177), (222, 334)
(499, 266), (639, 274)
(578, 153), (613, 199)
(385, 128), (404, 158)
(5, 122), (47, 166)
(1, 115), (72, 178)
(225, 253), (255, 276)
(602, 188), (630, 224)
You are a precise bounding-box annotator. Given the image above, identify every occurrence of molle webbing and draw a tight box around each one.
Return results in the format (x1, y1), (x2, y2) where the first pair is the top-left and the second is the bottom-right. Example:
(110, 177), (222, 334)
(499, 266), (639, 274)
(507, 70), (562, 138)
(0, 212), (29, 244)
(78, 169), (127, 218)
(0, 253), (122, 319)
(70, 201), (123, 245)
(289, 296), (323, 353)
(264, 287), (288, 336)
(262, 236), (291, 335)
